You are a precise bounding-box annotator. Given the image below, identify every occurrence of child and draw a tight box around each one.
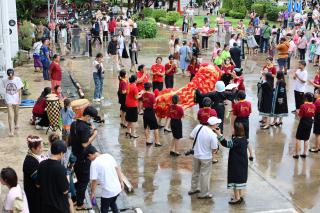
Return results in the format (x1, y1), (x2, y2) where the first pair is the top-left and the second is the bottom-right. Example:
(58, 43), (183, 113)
(168, 95), (184, 156)
(232, 91), (254, 161)
(214, 50), (223, 68)
(309, 89), (320, 153)
(293, 92), (316, 159)
(221, 57), (234, 86)
(197, 97), (217, 125)
(142, 82), (161, 147)
(53, 85), (64, 100)
(309, 40), (316, 63)
(232, 68), (245, 91)
(60, 98), (75, 143)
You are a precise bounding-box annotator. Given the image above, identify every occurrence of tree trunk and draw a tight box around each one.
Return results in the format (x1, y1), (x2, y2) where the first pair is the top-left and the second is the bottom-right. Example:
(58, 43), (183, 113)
(168, 0), (174, 11)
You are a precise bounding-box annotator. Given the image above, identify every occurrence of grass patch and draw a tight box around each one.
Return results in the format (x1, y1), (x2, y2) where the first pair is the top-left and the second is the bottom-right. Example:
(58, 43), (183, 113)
(175, 16), (276, 28)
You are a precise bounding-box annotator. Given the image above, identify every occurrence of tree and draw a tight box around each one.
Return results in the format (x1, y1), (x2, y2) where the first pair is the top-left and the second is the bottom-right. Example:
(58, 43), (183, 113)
(222, 0), (233, 10)
(232, 0), (246, 14)
(16, 0), (47, 20)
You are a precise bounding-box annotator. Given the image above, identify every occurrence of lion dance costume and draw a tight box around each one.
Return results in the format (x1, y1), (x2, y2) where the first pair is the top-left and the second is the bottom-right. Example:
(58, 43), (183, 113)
(154, 63), (222, 118)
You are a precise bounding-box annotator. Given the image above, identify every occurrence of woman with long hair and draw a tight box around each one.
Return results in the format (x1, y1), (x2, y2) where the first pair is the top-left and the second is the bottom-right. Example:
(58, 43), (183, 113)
(258, 72), (274, 129)
(32, 87), (51, 129)
(187, 57), (200, 81)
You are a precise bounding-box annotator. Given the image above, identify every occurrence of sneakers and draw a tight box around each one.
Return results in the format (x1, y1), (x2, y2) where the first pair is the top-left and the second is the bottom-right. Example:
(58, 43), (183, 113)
(8, 132), (14, 137)
(100, 97), (105, 100)
(36, 125), (42, 130)
(93, 98), (101, 102)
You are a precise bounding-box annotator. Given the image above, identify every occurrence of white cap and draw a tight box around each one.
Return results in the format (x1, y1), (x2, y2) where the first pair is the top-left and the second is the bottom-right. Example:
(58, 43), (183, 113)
(215, 81), (226, 92)
(207, 116), (222, 125)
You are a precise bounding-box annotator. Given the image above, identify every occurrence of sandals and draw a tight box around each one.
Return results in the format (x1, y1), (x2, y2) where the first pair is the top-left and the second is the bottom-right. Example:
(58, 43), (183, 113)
(309, 148), (319, 153)
(188, 189), (200, 195)
(212, 159), (219, 164)
(76, 206), (92, 211)
(197, 193), (213, 199)
(228, 198), (243, 205)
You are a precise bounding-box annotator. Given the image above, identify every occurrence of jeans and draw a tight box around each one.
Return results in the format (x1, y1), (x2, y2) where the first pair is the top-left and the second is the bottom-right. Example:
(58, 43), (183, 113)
(101, 195), (119, 213)
(306, 19), (314, 30)
(93, 72), (104, 99)
(42, 60), (50, 80)
(72, 36), (81, 53)
(260, 38), (269, 53)
(7, 104), (19, 134)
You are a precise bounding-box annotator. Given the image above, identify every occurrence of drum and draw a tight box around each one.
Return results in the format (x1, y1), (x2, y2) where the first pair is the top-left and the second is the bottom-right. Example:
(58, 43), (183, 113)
(71, 99), (90, 118)
(46, 95), (61, 131)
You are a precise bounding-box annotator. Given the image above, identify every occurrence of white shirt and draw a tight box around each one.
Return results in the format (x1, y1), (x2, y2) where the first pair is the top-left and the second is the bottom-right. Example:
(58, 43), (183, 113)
(294, 69), (308, 92)
(4, 185), (29, 213)
(101, 20), (108, 32)
(118, 36), (125, 49)
(90, 154), (122, 198)
(93, 60), (104, 73)
(190, 125), (218, 160)
(33, 41), (42, 54)
(229, 38), (236, 48)
(2, 77), (23, 105)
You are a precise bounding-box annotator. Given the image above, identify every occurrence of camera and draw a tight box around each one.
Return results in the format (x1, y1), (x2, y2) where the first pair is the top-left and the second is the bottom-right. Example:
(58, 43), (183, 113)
(185, 149), (194, 156)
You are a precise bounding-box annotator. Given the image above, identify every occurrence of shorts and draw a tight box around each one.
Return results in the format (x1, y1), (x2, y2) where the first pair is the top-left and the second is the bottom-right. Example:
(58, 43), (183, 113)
(125, 107), (138, 122)
(277, 58), (287, 69)
(143, 108), (159, 130)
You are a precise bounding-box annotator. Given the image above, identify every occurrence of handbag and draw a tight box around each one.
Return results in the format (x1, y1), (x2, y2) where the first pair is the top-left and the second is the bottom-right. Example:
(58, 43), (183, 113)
(185, 126), (203, 155)
(12, 185), (24, 213)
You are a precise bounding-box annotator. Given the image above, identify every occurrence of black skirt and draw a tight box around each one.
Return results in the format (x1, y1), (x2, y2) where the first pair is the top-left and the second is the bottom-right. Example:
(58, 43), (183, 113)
(296, 117), (313, 140)
(235, 117), (249, 139)
(143, 108), (159, 130)
(313, 113), (320, 134)
(118, 92), (126, 112)
(125, 107), (138, 122)
(171, 118), (182, 139)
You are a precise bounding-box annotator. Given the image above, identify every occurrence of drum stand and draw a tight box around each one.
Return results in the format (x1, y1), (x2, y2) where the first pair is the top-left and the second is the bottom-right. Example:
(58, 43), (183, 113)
(46, 125), (61, 134)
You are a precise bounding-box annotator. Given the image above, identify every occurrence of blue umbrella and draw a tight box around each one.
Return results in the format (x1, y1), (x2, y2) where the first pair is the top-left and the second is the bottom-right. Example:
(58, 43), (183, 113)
(288, 0), (292, 13)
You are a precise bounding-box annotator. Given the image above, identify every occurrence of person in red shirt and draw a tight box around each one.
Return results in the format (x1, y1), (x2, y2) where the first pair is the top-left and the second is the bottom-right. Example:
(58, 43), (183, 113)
(142, 82), (161, 147)
(136, 64), (150, 113)
(118, 70), (128, 128)
(232, 91), (254, 161)
(53, 85), (63, 100)
(32, 87), (51, 129)
(197, 97), (217, 125)
(294, 92), (316, 159)
(165, 55), (177, 88)
(168, 95), (184, 156)
(310, 89), (320, 153)
(151, 57), (165, 91)
(221, 57), (234, 86)
(108, 17), (117, 35)
(49, 54), (62, 91)
(125, 75), (143, 138)
(262, 57), (276, 86)
(187, 57), (200, 81)
(232, 68), (245, 91)
(309, 67), (320, 92)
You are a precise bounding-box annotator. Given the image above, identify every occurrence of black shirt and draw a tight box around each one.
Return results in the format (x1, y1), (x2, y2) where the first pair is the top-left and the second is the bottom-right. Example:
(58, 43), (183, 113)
(230, 47), (241, 68)
(107, 41), (118, 55)
(36, 159), (69, 213)
(70, 119), (91, 160)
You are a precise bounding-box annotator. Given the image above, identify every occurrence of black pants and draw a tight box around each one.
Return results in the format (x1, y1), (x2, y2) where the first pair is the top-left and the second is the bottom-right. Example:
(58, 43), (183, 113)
(298, 48), (306, 61)
(74, 160), (90, 207)
(284, 19), (288, 28)
(165, 75), (174, 88)
(92, 33), (102, 44)
(101, 195), (119, 213)
(190, 74), (195, 82)
(306, 19), (314, 30)
(287, 54), (291, 70)
(33, 113), (49, 127)
(103, 31), (108, 43)
(202, 36), (208, 49)
(153, 82), (163, 91)
(294, 90), (304, 110)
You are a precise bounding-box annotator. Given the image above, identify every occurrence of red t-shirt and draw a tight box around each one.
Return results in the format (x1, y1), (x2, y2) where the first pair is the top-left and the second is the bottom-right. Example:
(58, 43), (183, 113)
(314, 74), (320, 86)
(142, 92), (155, 108)
(118, 79), (128, 93)
(187, 63), (200, 75)
(165, 63), (177, 76)
(151, 64), (165, 82)
(232, 100), (252, 118)
(136, 71), (150, 91)
(299, 102), (316, 118)
(49, 62), (62, 81)
(315, 98), (320, 113)
(32, 98), (47, 115)
(168, 104), (184, 119)
(263, 65), (276, 76)
(234, 76), (245, 91)
(125, 83), (139, 107)
(197, 107), (217, 125)
(222, 64), (234, 75)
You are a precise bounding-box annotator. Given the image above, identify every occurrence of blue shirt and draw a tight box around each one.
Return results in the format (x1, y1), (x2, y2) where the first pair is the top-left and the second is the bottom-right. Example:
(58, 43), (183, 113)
(60, 107), (75, 126)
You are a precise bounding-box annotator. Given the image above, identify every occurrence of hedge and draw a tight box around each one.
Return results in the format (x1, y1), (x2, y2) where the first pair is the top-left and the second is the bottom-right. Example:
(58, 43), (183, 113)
(219, 8), (229, 16)
(166, 11), (180, 25)
(230, 11), (246, 19)
(142, 8), (153, 17)
(251, 3), (265, 16)
(152, 9), (167, 22)
(137, 19), (158, 38)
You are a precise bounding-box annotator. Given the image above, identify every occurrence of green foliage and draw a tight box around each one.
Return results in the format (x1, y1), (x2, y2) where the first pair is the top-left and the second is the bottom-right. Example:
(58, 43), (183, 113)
(18, 21), (34, 51)
(244, 0), (254, 10)
(229, 10), (246, 19)
(16, 0), (47, 20)
(144, 17), (156, 23)
(219, 8), (230, 16)
(131, 13), (140, 21)
(232, 0), (247, 14)
(222, 0), (233, 10)
(159, 17), (168, 24)
(142, 8), (154, 17)
(137, 20), (158, 38)
(152, 9), (167, 22)
(251, 3), (265, 16)
(166, 11), (181, 25)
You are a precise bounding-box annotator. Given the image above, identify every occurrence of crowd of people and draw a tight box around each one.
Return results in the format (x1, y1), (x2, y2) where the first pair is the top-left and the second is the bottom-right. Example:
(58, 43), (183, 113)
(2, 1), (320, 212)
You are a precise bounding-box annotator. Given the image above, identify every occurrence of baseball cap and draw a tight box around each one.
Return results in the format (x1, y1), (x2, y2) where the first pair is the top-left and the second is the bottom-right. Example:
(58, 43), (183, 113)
(207, 117), (222, 125)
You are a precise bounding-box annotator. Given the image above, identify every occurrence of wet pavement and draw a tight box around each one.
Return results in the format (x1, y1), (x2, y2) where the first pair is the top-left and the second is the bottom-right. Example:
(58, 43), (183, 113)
(0, 29), (320, 212)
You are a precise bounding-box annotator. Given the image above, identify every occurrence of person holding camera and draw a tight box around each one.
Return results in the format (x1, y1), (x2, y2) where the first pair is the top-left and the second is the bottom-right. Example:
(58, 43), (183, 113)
(93, 53), (105, 102)
(188, 116), (220, 199)
(213, 122), (248, 205)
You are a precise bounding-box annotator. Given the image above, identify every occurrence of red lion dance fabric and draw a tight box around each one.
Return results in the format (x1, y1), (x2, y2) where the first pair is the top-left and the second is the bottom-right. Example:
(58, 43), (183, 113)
(155, 63), (222, 118)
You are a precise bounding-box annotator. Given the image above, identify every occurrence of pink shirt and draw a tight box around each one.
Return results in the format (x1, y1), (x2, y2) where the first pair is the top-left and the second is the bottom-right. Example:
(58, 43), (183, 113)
(288, 40), (295, 52)
(212, 47), (221, 58)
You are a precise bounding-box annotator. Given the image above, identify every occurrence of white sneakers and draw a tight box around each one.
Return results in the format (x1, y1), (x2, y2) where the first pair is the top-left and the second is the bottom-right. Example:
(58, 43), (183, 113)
(93, 97), (104, 102)
(36, 125), (47, 130)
